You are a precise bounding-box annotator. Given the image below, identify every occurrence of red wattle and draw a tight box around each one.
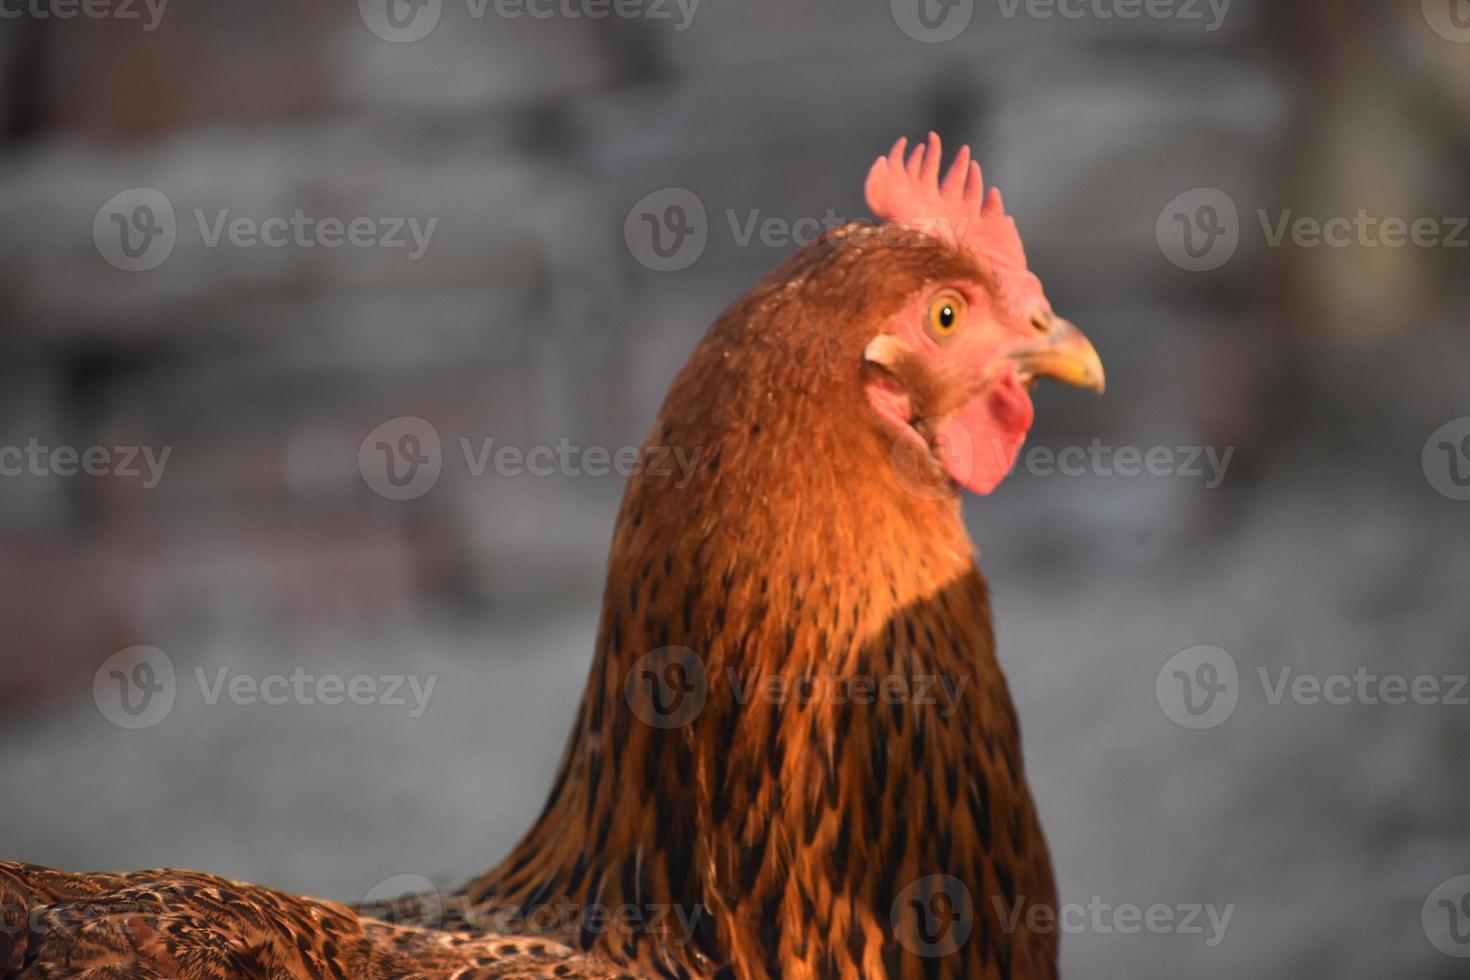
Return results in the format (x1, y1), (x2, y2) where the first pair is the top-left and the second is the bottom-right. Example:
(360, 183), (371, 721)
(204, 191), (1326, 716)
(932, 370), (1035, 495)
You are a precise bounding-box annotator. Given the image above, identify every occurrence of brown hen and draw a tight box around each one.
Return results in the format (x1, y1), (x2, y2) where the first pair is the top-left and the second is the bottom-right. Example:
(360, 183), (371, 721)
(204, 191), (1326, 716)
(1, 134), (1102, 980)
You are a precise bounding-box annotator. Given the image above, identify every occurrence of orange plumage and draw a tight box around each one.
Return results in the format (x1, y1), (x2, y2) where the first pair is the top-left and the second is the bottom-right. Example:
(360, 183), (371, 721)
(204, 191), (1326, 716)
(2, 135), (1102, 980)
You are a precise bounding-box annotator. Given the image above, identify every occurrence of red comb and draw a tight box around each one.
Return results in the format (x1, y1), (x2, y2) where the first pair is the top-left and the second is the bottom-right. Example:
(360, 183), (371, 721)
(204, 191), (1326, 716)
(864, 133), (1047, 316)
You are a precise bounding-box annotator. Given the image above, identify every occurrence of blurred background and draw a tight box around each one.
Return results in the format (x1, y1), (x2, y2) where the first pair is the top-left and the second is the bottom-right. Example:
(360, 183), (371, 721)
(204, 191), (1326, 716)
(1, 0), (1468, 976)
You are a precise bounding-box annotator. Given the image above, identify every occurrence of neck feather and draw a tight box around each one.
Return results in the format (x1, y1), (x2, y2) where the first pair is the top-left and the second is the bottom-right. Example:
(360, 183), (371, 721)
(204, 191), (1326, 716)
(460, 256), (1056, 979)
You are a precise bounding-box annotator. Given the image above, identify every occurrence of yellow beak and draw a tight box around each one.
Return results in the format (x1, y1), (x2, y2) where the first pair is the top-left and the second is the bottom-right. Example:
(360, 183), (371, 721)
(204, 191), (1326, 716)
(1009, 316), (1106, 394)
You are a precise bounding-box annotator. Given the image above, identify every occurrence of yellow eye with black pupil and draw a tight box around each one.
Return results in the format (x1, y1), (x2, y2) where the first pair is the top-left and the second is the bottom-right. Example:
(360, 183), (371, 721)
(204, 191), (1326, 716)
(927, 292), (965, 339)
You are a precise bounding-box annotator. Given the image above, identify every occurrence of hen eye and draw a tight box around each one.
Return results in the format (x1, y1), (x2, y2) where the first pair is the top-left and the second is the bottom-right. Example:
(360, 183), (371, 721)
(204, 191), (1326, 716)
(927, 291), (966, 339)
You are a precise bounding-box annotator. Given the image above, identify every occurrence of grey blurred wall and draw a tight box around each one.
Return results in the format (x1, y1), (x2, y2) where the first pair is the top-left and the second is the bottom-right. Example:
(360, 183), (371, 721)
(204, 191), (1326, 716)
(1, 1), (1468, 977)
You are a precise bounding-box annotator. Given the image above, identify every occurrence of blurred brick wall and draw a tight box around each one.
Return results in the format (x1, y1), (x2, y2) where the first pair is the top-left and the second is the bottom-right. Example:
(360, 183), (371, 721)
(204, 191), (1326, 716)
(0, 0), (1464, 706)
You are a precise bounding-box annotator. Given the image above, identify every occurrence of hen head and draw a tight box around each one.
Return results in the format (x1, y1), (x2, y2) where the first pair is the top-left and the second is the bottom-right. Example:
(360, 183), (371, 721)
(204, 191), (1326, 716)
(855, 132), (1105, 495)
